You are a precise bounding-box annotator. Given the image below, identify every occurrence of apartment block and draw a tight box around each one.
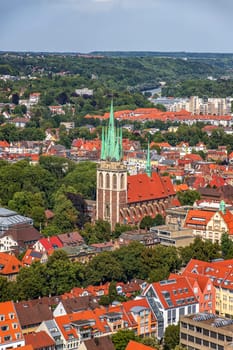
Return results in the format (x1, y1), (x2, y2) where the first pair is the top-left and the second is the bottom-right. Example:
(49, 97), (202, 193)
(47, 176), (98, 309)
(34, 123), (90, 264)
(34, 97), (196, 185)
(180, 313), (233, 350)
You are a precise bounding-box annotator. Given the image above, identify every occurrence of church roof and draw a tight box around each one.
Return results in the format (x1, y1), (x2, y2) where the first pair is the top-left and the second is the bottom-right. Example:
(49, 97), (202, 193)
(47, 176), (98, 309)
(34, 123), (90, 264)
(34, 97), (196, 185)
(127, 173), (175, 203)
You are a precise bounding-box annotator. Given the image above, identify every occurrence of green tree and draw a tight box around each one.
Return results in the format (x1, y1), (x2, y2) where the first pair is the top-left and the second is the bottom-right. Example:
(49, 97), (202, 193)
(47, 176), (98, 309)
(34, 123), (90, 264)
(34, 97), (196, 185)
(112, 330), (139, 350)
(85, 252), (124, 285)
(164, 324), (180, 350)
(221, 232), (233, 259)
(179, 237), (221, 265)
(177, 190), (200, 206)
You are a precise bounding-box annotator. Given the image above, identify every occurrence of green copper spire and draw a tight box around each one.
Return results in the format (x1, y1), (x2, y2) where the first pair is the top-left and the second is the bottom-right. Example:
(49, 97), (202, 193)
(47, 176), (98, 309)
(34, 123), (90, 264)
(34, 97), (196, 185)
(100, 101), (122, 162)
(219, 200), (226, 214)
(146, 141), (151, 177)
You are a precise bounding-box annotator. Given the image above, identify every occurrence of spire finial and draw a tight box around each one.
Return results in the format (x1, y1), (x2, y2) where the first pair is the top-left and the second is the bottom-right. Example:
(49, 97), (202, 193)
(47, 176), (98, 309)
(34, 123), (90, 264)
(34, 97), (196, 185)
(146, 140), (151, 177)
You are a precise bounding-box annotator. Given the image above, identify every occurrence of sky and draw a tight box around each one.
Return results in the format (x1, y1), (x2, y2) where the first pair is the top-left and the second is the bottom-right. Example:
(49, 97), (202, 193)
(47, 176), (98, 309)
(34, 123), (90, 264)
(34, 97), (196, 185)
(0, 0), (232, 53)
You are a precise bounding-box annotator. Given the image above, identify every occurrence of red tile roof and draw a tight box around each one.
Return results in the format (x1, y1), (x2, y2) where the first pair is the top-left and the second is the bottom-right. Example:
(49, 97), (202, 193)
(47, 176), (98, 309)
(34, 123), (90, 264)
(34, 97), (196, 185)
(0, 253), (22, 275)
(25, 331), (55, 349)
(126, 340), (157, 350)
(145, 275), (197, 309)
(184, 209), (215, 227)
(38, 236), (63, 250)
(127, 173), (175, 203)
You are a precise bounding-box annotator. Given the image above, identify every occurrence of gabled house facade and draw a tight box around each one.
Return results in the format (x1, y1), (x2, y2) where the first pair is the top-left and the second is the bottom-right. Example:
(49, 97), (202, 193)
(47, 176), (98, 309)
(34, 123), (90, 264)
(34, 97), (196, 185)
(0, 301), (25, 350)
(143, 276), (199, 339)
(183, 259), (233, 318)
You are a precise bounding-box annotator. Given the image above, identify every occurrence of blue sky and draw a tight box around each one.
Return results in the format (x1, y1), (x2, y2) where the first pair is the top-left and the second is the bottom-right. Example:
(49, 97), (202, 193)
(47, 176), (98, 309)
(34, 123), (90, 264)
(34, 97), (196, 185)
(0, 0), (232, 52)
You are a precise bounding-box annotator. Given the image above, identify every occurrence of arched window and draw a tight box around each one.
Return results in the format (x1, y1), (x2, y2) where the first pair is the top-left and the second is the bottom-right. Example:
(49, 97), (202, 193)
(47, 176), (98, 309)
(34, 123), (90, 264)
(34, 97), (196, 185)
(113, 174), (117, 189)
(99, 172), (103, 187)
(106, 173), (110, 188)
(120, 174), (125, 189)
(105, 204), (110, 218)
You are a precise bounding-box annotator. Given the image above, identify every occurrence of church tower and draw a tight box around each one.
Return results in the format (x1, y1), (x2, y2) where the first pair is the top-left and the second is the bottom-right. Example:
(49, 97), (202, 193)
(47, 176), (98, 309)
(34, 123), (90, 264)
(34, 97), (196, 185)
(96, 102), (127, 229)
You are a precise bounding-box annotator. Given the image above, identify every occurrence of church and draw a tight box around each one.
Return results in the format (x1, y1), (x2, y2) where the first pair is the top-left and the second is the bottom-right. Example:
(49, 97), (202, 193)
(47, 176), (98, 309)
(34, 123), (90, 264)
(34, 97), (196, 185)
(96, 102), (177, 229)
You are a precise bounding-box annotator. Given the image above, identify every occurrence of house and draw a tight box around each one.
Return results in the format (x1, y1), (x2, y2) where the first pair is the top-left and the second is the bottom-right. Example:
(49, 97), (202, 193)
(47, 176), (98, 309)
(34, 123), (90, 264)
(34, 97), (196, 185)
(9, 117), (30, 128)
(37, 319), (65, 350)
(183, 258), (233, 318)
(0, 252), (22, 281)
(57, 232), (84, 247)
(14, 299), (55, 334)
(79, 336), (115, 350)
(22, 249), (48, 266)
(0, 224), (41, 253)
(53, 296), (100, 317)
(33, 236), (63, 254)
(0, 301), (25, 350)
(180, 272), (215, 313)
(24, 331), (55, 350)
(29, 93), (40, 105)
(142, 275), (199, 339)
(184, 205), (233, 243)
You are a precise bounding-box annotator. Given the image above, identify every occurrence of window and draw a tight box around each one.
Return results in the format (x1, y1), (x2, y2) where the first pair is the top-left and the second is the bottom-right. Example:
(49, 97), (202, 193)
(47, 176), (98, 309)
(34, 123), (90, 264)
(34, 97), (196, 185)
(120, 174), (125, 189)
(211, 343), (217, 349)
(4, 335), (11, 342)
(188, 335), (194, 342)
(203, 328), (209, 336)
(180, 333), (187, 340)
(113, 174), (117, 189)
(210, 331), (217, 339)
(99, 173), (103, 187)
(106, 173), (110, 188)
(218, 333), (224, 341)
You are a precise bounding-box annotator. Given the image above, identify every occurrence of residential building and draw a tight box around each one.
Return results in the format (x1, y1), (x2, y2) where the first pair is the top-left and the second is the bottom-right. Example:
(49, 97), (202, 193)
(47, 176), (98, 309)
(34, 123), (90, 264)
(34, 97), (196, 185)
(184, 205), (233, 244)
(79, 336), (115, 350)
(33, 236), (63, 254)
(142, 276), (199, 339)
(0, 224), (41, 253)
(0, 252), (22, 281)
(0, 301), (25, 350)
(24, 331), (55, 350)
(183, 259), (233, 318)
(14, 300), (54, 334)
(178, 272), (216, 313)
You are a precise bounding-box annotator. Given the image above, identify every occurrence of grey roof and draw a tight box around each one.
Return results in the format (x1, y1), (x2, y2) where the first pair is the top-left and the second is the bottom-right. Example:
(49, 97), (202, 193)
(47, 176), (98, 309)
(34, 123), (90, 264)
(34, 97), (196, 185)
(130, 306), (148, 313)
(0, 208), (33, 231)
(44, 320), (61, 338)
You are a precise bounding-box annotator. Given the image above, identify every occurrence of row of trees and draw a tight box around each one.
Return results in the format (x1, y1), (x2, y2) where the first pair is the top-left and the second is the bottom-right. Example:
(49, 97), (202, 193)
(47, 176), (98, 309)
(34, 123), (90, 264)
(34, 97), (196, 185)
(0, 158), (96, 232)
(0, 237), (226, 302)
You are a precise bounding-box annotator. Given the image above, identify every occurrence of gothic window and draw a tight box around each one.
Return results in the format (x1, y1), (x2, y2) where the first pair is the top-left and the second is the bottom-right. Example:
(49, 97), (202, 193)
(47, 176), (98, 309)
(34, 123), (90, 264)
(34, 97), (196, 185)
(106, 173), (110, 188)
(113, 174), (117, 189)
(120, 174), (125, 189)
(99, 172), (103, 187)
(105, 204), (110, 218)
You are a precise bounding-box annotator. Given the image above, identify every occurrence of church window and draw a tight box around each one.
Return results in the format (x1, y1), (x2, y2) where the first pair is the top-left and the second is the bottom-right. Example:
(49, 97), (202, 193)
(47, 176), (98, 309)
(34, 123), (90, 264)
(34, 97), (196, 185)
(105, 204), (110, 218)
(99, 173), (103, 187)
(113, 174), (117, 189)
(106, 173), (110, 188)
(120, 174), (125, 189)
